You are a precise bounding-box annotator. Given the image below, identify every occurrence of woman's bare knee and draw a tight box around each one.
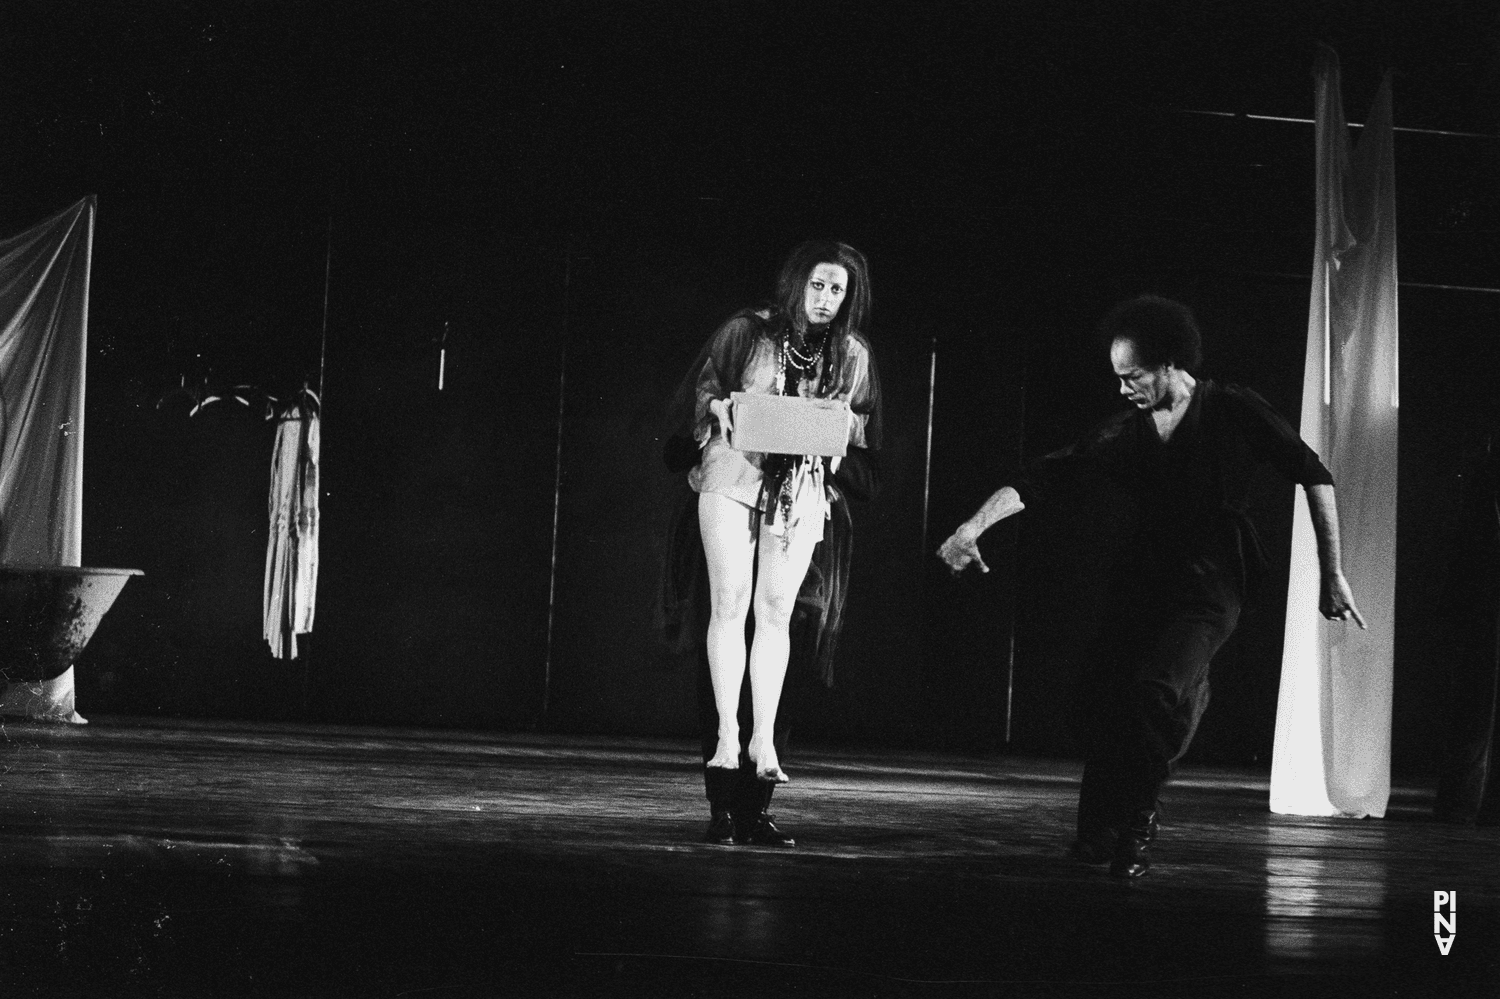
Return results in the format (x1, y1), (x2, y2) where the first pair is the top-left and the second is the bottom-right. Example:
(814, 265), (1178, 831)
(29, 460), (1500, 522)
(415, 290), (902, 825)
(710, 583), (753, 622)
(751, 588), (796, 629)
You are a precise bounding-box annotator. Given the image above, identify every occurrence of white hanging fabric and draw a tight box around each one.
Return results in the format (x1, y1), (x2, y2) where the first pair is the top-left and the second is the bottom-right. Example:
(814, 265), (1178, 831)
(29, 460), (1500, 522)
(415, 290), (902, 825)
(0, 198), (95, 721)
(0, 198), (92, 565)
(1271, 49), (1399, 818)
(264, 405), (320, 659)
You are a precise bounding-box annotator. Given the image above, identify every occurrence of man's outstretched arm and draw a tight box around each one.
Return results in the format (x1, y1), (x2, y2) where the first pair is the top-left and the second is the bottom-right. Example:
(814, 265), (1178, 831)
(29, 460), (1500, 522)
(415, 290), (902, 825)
(1305, 483), (1367, 629)
(936, 486), (1026, 574)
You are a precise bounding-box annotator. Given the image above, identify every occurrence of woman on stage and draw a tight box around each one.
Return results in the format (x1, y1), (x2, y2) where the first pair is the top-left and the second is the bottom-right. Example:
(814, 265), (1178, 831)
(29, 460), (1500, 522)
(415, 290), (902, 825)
(661, 240), (883, 847)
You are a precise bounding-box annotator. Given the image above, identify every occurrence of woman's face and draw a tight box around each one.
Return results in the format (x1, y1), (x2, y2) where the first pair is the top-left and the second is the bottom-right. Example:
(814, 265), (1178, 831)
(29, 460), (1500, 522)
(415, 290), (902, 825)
(801, 262), (849, 328)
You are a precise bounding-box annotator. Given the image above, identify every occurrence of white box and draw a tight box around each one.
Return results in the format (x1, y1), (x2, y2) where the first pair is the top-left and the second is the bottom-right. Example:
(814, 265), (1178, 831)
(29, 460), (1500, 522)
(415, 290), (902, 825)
(728, 392), (850, 457)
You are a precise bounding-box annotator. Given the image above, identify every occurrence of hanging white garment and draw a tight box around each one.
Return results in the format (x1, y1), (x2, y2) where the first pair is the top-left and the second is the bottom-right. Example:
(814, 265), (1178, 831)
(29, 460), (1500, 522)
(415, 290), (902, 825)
(0, 198), (94, 722)
(263, 406), (320, 658)
(1271, 48), (1399, 818)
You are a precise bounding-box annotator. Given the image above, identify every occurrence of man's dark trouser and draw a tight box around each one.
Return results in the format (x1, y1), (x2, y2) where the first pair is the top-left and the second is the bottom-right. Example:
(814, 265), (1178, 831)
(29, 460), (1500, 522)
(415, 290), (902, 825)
(1076, 561), (1242, 838)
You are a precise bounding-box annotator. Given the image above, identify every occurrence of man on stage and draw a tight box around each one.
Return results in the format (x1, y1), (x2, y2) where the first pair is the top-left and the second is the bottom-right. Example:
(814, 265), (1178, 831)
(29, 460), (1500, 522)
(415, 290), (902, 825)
(937, 295), (1366, 877)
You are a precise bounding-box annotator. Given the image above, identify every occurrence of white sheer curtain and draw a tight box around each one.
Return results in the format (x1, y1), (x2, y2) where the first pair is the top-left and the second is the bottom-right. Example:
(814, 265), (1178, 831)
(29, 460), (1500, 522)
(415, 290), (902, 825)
(1271, 49), (1398, 818)
(0, 198), (92, 564)
(0, 198), (95, 720)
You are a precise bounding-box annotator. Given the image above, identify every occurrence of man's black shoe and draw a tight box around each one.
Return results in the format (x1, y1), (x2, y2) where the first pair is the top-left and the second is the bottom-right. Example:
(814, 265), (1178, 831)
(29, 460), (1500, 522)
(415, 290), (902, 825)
(704, 809), (736, 845)
(1109, 811), (1158, 878)
(1109, 831), (1151, 878)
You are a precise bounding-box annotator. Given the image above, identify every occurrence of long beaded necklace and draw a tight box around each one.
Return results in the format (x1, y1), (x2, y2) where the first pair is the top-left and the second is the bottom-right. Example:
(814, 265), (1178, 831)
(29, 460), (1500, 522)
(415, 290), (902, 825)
(770, 324), (829, 543)
(774, 326), (828, 395)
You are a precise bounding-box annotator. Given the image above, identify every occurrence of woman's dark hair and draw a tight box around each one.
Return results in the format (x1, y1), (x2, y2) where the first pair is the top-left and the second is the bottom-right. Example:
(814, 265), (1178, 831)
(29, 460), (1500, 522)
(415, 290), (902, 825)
(769, 239), (872, 397)
(1098, 295), (1203, 374)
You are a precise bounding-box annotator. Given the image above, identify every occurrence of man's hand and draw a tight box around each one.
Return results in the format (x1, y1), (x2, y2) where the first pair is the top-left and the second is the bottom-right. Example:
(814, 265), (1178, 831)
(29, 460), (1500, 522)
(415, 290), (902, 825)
(1305, 485), (1366, 629)
(1319, 572), (1367, 629)
(937, 526), (989, 575)
(937, 487), (1022, 575)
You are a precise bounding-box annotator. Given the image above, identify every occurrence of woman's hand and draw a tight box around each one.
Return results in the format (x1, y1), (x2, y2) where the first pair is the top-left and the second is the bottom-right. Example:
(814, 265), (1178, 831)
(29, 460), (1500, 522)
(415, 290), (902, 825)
(846, 406), (868, 450)
(1319, 571), (1367, 629)
(708, 398), (733, 437)
(937, 525), (989, 575)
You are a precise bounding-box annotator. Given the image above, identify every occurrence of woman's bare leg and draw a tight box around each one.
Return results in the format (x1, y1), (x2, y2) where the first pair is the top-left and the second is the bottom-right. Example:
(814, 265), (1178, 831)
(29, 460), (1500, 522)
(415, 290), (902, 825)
(698, 492), (758, 769)
(745, 517), (820, 782)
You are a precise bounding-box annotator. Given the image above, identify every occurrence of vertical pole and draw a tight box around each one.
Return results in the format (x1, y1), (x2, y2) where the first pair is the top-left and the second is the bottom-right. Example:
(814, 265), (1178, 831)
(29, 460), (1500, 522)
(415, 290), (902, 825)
(319, 213), (332, 405)
(306, 208), (334, 715)
(1322, 258), (1331, 406)
(1003, 368), (1025, 744)
(542, 251), (572, 723)
(72, 198), (96, 568)
(438, 321), (448, 391)
(1004, 629), (1016, 744)
(920, 336), (937, 555)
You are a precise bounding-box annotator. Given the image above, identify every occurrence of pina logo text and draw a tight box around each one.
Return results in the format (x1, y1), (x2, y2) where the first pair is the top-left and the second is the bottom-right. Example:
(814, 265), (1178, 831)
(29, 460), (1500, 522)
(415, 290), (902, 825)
(1434, 891), (1456, 955)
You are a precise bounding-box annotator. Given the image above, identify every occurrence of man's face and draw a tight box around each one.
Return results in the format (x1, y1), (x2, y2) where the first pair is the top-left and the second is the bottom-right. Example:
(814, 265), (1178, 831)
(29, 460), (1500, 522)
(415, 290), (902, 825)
(1110, 338), (1173, 410)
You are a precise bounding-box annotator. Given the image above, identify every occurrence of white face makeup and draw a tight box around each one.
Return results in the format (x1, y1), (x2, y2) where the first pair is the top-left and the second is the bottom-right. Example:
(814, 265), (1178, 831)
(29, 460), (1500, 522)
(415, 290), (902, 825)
(802, 263), (849, 328)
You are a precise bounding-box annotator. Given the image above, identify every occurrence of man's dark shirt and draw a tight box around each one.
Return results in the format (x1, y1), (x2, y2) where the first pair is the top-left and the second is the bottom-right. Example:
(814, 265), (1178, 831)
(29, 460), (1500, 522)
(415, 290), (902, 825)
(1006, 379), (1333, 600)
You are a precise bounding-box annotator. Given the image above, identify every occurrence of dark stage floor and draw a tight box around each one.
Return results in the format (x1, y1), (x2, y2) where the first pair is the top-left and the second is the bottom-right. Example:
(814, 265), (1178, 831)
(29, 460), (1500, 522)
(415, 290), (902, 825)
(0, 717), (1494, 997)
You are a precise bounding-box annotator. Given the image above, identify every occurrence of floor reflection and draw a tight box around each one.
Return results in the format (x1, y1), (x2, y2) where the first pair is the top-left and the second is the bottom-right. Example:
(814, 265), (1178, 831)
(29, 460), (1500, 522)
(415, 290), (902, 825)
(32, 830), (318, 876)
(1261, 822), (1388, 965)
(694, 862), (788, 956)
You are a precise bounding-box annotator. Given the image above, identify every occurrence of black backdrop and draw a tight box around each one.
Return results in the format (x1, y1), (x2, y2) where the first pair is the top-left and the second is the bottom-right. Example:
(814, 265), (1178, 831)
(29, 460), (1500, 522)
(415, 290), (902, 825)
(3, 2), (1497, 779)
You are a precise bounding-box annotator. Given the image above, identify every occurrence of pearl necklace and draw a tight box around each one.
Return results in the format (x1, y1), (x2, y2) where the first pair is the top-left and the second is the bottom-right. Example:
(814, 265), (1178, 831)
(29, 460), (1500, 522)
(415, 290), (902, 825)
(785, 330), (827, 370)
(776, 328), (828, 395)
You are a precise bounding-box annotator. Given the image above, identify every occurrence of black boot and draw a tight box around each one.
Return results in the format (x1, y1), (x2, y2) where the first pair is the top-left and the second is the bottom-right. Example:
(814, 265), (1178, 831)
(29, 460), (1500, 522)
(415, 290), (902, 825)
(704, 807), (736, 845)
(703, 766), (738, 845)
(1109, 810), (1158, 879)
(741, 811), (796, 847)
(735, 779), (795, 847)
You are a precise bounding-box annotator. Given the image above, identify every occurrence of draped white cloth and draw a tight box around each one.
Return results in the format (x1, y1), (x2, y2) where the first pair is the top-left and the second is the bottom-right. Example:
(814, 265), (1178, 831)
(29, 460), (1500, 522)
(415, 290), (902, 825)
(0, 198), (94, 721)
(263, 407), (320, 658)
(1271, 50), (1398, 817)
(0, 198), (92, 565)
